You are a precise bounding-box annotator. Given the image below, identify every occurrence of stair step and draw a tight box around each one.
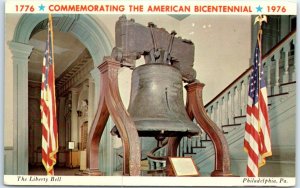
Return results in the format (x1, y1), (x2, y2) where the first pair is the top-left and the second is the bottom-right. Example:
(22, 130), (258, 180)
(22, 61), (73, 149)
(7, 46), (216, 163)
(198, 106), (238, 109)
(268, 92), (289, 98)
(280, 81), (296, 93)
(184, 152), (197, 155)
(234, 116), (246, 124)
(198, 139), (212, 149)
(192, 146), (206, 149)
(234, 115), (246, 119)
(268, 92), (290, 108)
(201, 139), (212, 142)
(191, 141), (207, 148)
(221, 123), (241, 134)
(222, 123), (241, 128)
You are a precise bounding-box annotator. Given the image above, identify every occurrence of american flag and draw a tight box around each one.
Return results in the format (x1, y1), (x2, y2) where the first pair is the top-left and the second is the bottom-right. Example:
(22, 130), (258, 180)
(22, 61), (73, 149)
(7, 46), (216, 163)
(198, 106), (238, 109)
(244, 40), (272, 177)
(40, 14), (58, 176)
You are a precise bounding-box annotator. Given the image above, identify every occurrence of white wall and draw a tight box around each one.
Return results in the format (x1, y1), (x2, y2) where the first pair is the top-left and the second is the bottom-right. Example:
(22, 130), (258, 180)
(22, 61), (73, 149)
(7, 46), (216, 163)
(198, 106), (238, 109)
(4, 14), (21, 148)
(179, 15), (252, 104)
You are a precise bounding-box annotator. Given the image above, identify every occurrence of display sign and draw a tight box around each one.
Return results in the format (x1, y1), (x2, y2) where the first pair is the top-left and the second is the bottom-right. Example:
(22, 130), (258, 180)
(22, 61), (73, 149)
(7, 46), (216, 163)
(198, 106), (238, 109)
(168, 157), (200, 177)
(68, 141), (75, 150)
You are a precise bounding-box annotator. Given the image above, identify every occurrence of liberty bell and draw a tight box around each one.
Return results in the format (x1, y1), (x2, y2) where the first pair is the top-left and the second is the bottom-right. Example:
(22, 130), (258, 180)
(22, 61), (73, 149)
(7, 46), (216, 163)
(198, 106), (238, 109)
(127, 63), (201, 140)
(109, 16), (202, 143)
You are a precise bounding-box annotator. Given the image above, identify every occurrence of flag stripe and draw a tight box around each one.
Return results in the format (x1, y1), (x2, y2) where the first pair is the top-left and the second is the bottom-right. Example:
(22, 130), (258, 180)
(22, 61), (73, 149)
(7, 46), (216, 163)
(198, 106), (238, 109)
(244, 29), (272, 177)
(41, 14), (58, 176)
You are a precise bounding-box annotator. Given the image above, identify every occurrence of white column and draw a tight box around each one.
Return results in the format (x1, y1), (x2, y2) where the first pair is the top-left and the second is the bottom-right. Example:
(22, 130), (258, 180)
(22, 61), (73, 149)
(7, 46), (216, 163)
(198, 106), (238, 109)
(224, 94), (229, 125)
(58, 97), (66, 165)
(71, 88), (79, 150)
(206, 106), (212, 119)
(90, 68), (100, 113)
(291, 39), (296, 81)
(242, 76), (249, 115)
(58, 97), (66, 148)
(265, 61), (272, 95)
(65, 94), (72, 146)
(282, 44), (290, 83)
(273, 53), (280, 94)
(218, 99), (223, 127)
(8, 41), (33, 175)
(213, 103), (218, 124)
(236, 83), (242, 116)
(229, 89), (235, 124)
(88, 74), (95, 132)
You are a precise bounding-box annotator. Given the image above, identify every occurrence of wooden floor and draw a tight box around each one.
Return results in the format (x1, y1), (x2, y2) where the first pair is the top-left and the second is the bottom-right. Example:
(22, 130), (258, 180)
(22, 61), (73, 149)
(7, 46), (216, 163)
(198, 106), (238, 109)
(29, 166), (80, 176)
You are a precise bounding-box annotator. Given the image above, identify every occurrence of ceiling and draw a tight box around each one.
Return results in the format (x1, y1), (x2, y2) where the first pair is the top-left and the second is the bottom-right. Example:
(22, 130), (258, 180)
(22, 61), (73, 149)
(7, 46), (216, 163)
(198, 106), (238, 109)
(169, 14), (190, 21)
(28, 29), (86, 82)
(27, 14), (188, 83)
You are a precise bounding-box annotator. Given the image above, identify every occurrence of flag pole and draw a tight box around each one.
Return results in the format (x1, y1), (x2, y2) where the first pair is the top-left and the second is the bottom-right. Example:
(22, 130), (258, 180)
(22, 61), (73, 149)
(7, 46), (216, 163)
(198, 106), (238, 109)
(254, 15), (267, 177)
(49, 14), (55, 74)
(254, 15), (267, 94)
(41, 13), (58, 176)
(49, 13), (58, 176)
(244, 15), (271, 177)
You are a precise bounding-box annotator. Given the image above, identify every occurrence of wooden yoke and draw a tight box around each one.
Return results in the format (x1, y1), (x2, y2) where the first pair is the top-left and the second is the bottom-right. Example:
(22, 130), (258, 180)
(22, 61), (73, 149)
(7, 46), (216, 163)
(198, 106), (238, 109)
(85, 57), (141, 176)
(185, 81), (233, 177)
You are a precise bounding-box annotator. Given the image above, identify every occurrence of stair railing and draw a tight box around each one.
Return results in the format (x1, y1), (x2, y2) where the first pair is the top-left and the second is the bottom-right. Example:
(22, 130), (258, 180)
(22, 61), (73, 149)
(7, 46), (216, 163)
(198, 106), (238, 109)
(147, 30), (296, 170)
(147, 139), (168, 171)
(205, 30), (296, 129)
(180, 30), (296, 158)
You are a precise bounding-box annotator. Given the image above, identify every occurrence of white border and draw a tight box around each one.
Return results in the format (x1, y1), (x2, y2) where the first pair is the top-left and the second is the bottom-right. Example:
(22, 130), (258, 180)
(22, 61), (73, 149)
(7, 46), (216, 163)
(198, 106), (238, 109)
(2, 0), (298, 187)
(5, 0), (297, 15)
(3, 176), (296, 186)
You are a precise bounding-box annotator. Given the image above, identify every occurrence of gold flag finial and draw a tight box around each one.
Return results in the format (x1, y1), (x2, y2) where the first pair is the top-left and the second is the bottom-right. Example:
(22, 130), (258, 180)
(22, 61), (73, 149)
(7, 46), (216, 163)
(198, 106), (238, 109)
(254, 15), (267, 45)
(254, 15), (267, 26)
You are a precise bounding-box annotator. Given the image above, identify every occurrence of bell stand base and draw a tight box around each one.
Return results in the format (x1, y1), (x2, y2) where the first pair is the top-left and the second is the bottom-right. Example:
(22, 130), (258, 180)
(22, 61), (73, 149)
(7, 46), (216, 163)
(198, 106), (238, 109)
(76, 169), (104, 176)
(185, 81), (234, 177)
(211, 170), (236, 177)
(85, 57), (141, 176)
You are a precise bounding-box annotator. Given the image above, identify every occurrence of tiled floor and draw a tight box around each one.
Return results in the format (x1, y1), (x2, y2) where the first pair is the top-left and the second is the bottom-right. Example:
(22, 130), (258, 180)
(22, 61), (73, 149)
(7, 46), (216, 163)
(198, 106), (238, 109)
(29, 166), (81, 176)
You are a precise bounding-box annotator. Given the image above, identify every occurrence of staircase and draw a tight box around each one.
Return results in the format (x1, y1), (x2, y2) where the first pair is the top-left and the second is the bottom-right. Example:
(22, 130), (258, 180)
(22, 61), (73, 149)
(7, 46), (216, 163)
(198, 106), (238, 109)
(147, 30), (296, 177)
(147, 139), (168, 175)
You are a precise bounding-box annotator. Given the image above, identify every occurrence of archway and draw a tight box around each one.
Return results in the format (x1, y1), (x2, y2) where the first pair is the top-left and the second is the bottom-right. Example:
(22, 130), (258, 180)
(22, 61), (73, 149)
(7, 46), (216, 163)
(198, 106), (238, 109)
(8, 14), (112, 175)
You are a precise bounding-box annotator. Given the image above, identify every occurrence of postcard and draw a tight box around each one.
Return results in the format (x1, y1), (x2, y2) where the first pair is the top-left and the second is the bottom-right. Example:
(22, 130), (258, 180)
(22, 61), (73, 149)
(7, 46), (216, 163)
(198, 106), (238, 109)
(3, 0), (297, 187)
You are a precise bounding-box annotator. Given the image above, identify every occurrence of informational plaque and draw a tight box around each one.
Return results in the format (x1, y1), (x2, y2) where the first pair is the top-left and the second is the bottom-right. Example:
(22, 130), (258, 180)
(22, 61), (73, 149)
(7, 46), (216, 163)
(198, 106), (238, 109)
(168, 157), (200, 177)
(68, 141), (75, 150)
